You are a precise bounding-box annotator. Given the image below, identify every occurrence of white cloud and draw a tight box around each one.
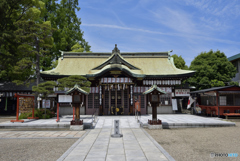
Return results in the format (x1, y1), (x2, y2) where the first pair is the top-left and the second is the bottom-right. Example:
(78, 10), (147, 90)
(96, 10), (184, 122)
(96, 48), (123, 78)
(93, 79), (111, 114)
(82, 23), (240, 45)
(183, 0), (240, 17)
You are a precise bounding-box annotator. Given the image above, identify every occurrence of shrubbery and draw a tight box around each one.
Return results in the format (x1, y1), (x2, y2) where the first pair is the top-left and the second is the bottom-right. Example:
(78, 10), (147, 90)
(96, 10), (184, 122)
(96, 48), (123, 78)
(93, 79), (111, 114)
(19, 109), (55, 119)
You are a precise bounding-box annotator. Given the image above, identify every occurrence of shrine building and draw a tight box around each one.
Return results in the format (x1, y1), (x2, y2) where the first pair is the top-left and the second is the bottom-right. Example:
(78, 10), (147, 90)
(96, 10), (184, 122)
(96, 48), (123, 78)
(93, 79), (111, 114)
(40, 45), (195, 115)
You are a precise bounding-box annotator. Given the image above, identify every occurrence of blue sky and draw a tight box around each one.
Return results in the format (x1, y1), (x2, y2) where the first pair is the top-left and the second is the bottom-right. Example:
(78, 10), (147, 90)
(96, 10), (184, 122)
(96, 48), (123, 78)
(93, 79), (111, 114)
(78, 0), (240, 66)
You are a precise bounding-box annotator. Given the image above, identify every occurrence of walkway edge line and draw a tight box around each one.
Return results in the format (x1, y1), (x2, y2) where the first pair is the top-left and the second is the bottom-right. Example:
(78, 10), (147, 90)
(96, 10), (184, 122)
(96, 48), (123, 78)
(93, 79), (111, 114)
(141, 128), (176, 161)
(57, 130), (90, 161)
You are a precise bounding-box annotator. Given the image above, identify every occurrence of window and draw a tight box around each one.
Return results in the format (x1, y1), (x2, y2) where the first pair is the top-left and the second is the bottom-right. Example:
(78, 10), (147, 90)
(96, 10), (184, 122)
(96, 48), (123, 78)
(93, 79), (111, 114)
(94, 94), (99, 108)
(200, 96), (216, 106)
(104, 90), (109, 109)
(88, 94), (93, 108)
(219, 96), (226, 106)
(160, 93), (172, 106)
(124, 89), (128, 108)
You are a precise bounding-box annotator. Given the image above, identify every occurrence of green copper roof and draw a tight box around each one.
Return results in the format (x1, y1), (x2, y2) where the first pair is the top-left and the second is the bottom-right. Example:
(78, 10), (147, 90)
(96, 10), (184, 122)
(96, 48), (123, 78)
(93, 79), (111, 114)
(65, 84), (89, 95)
(41, 45), (195, 79)
(143, 85), (166, 95)
(228, 53), (240, 62)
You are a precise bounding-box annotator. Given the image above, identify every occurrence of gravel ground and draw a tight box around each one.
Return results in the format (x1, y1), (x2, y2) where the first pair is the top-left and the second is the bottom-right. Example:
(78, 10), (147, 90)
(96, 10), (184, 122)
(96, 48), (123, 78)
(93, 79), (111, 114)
(145, 119), (240, 161)
(0, 138), (78, 161)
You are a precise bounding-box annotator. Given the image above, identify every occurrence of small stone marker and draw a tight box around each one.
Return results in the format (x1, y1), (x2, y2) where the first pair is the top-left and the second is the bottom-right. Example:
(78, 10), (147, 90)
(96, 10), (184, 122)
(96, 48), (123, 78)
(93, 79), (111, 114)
(111, 120), (123, 138)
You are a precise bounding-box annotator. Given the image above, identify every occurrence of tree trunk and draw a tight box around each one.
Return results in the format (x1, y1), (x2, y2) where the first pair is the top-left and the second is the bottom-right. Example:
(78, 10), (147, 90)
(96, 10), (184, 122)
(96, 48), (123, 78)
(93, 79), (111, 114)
(35, 41), (40, 109)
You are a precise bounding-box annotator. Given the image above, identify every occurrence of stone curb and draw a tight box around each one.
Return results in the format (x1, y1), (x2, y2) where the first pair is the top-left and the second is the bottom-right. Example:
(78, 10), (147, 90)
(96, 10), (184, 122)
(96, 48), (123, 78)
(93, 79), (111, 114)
(57, 130), (90, 161)
(141, 128), (176, 161)
(0, 137), (80, 140)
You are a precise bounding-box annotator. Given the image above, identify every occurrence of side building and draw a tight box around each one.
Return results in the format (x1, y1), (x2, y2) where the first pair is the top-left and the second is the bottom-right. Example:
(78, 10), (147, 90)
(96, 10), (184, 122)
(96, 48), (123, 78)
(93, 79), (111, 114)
(40, 45), (195, 115)
(228, 53), (240, 85)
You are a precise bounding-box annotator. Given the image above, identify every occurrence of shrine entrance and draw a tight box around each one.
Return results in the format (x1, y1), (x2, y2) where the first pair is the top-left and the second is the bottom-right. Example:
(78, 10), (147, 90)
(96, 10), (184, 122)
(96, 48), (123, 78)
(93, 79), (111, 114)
(103, 88), (129, 115)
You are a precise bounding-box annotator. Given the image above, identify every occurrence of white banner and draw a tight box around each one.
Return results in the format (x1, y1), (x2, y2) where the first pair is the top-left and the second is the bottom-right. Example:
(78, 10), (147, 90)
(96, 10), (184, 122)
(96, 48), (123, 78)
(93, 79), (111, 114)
(172, 99), (178, 110)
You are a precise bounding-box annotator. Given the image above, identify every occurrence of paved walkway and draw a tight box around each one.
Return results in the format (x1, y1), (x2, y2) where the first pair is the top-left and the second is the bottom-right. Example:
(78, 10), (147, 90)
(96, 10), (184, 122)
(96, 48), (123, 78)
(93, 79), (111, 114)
(95, 116), (140, 129)
(59, 128), (170, 161)
(0, 114), (234, 129)
(0, 131), (85, 139)
(139, 114), (235, 128)
(0, 115), (93, 129)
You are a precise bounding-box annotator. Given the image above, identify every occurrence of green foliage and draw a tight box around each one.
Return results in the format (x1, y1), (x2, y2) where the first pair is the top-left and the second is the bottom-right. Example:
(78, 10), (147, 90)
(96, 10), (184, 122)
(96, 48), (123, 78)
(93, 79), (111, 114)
(32, 81), (57, 98)
(18, 112), (32, 120)
(18, 108), (55, 119)
(13, 20), (54, 85)
(188, 50), (237, 90)
(229, 81), (239, 86)
(32, 81), (56, 118)
(210, 80), (225, 87)
(40, 0), (91, 70)
(0, 0), (91, 82)
(172, 54), (188, 70)
(71, 43), (84, 52)
(0, 0), (44, 81)
(57, 75), (91, 92)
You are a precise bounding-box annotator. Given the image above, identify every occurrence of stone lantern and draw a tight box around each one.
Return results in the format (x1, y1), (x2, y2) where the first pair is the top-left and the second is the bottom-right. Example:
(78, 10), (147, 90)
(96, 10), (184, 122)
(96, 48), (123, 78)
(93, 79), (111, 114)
(66, 84), (89, 130)
(143, 85), (166, 129)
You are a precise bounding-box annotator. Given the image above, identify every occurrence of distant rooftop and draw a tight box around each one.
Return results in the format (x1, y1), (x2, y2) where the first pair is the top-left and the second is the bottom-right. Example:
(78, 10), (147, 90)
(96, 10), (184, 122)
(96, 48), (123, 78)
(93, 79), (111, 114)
(228, 53), (240, 62)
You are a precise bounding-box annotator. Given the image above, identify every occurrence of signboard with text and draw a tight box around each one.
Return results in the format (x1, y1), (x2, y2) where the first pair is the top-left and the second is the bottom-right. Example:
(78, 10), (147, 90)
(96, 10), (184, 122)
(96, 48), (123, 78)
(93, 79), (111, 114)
(175, 89), (190, 97)
(42, 99), (50, 108)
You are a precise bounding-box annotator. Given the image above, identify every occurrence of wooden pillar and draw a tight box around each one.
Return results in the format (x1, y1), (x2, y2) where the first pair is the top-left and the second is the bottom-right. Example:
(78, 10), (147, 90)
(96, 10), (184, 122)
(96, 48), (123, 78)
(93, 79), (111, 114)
(109, 90), (111, 115)
(216, 91), (219, 117)
(16, 95), (19, 120)
(152, 102), (158, 121)
(73, 106), (75, 120)
(75, 105), (80, 120)
(11, 94), (24, 122)
(56, 103), (60, 122)
(115, 89), (117, 115)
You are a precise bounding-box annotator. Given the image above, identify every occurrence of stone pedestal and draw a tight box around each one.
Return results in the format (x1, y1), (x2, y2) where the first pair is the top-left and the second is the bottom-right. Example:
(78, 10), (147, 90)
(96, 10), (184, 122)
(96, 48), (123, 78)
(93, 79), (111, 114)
(71, 120), (83, 125)
(148, 119), (162, 129)
(111, 120), (123, 138)
(70, 125), (83, 131)
(148, 124), (162, 129)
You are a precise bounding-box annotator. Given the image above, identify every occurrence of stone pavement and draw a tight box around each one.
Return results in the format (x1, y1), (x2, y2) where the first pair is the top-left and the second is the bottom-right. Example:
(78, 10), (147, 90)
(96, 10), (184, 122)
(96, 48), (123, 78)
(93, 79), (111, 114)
(0, 115), (93, 129)
(59, 128), (172, 161)
(0, 131), (85, 139)
(0, 114), (235, 129)
(139, 114), (235, 128)
(95, 116), (140, 129)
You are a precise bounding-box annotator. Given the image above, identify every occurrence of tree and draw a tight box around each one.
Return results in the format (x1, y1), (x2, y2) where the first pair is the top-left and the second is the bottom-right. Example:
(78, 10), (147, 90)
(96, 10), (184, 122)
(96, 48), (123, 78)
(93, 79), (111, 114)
(71, 43), (84, 52)
(188, 50), (237, 90)
(57, 75), (91, 92)
(32, 81), (57, 118)
(172, 54), (188, 70)
(0, 0), (44, 81)
(40, 0), (91, 71)
(13, 20), (54, 86)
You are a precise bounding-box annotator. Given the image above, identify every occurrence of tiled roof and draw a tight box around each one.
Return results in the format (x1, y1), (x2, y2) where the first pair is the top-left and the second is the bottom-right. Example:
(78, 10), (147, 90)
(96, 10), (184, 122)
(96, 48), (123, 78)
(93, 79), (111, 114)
(228, 53), (240, 62)
(65, 84), (89, 95)
(143, 85), (166, 95)
(41, 45), (195, 79)
(190, 85), (239, 93)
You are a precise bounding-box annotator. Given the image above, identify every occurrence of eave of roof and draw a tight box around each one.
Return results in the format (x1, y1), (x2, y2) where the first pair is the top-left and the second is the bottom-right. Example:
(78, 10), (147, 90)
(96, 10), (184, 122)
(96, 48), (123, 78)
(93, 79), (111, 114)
(143, 85), (166, 94)
(41, 46), (195, 79)
(228, 53), (240, 62)
(65, 84), (89, 95)
(190, 85), (239, 94)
